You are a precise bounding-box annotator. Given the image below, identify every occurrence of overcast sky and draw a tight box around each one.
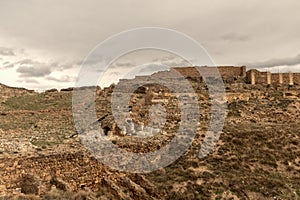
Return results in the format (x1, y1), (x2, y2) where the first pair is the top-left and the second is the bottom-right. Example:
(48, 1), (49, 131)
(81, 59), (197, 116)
(0, 0), (300, 90)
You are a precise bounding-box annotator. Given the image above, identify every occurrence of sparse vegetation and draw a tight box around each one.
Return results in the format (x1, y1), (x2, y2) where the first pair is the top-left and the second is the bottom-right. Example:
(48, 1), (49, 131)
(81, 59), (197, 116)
(0, 75), (299, 199)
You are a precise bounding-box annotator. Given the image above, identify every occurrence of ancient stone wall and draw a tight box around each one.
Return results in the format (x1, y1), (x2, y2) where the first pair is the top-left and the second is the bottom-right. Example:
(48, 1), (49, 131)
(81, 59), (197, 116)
(247, 70), (299, 85)
(216, 66), (246, 77)
(170, 67), (200, 77)
(294, 73), (300, 85)
(282, 74), (291, 84)
(170, 66), (246, 78)
(246, 70), (263, 84)
(271, 73), (281, 84)
(256, 72), (268, 84)
(119, 66), (298, 87)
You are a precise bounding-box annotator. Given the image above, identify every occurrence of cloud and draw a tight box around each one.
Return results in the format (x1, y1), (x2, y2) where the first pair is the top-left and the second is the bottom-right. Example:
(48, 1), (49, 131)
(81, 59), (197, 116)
(18, 78), (39, 84)
(258, 65), (300, 73)
(2, 59), (39, 69)
(46, 75), (75, 82)
(1, 0), (300, 90)
(17, 64), (52, 77)
(243, 54), (300, 69)
(56, 61), (79, 71)
(5, 57), (79, 78)
(220, 33), (250, 42)
(0, 47), (15, 56)
(152, 56), (190, 67)
(2, 63), (15, 69)
(112, 61), (135, 68)
(108, 71), (120, 76)
(18, 59), (39, 65)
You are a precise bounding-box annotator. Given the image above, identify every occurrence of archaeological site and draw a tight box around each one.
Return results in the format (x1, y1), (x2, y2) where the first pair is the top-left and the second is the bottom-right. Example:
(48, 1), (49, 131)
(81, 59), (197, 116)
(0, 66), (300, 199)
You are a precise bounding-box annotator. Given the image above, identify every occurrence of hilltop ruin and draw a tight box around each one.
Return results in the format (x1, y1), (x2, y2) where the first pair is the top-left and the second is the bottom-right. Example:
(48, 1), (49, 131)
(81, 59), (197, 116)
(119, 66), (300, 86)
(0, 66), (300, 199)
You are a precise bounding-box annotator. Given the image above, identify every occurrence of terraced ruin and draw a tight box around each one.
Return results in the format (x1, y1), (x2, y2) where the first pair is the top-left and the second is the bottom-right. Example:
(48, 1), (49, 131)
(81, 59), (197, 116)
(0, 66), (300, 199)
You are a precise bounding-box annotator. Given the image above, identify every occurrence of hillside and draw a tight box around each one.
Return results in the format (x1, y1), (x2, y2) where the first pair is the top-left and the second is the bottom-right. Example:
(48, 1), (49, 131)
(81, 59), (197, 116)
(0, 83), (35, 103)
(0, 72), (299, 199)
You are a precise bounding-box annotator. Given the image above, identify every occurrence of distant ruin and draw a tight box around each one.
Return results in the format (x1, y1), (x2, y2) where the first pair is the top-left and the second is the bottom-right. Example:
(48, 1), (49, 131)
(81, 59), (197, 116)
(118, 66), (300, 86)
(246, 69), (300, 85)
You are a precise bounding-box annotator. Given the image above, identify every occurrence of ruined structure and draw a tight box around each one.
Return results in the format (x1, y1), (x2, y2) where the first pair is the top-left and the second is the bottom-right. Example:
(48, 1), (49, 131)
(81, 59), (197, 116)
(246, 69), (300, 85)
(0, 65), (300, 199)
(119, 65), (299, 86)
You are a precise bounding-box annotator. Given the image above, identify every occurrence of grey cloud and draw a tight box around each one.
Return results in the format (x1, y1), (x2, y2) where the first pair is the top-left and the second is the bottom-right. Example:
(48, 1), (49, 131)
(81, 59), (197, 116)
(114, 61), (135, 67)
(244, 54), (300, 69)
(152, 56), (178, 63)
(0, 47), (15, 56)
(2, 61), (20, 69)
(23, 78), (39, 84)
(109, 71), (120, 76)
(105, 55), (188, 73)
(152, 56), (190, 67)
(55, 61), (79, 71)
(138, 64), (170, 73)
(17, 65), (52, 77)
(5, 57), (78, 79)
(19, 59), (40, 65)
(258, 65), (300, 73)
(163, 59), (190, 67)
(2, 59), (40, 69)
(108, 61), (135, 69)
(1, 0), (300, 90)
(46, 75), (75, 83)
(2, 63), (15, 69)
(220, 33), (250, 42)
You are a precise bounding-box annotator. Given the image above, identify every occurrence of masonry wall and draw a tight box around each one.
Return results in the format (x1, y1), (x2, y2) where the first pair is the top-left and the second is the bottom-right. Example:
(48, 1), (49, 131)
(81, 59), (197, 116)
(282, 74), (291, 84)
(171, 66), (246, 78)
(294, 73), (300, 85)
(255, 72), (268, 84)
(271, 73), (280, 84)
(246, 70), (300, 85)
(216, 66), (246, 77)
(121, 66), (298, 86)
(171, 67), (200, 77)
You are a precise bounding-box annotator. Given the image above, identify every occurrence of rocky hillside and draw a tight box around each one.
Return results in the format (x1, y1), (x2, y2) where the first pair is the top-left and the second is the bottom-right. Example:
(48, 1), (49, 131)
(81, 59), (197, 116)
(0, 76), (299, 199)
(0, 83), (35, 103)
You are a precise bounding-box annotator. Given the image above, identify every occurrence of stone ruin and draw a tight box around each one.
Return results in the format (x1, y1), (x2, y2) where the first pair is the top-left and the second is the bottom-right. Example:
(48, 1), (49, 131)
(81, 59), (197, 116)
(1, 65), (300, 198)
(246, 69), (300, 85)
(107, 65), (298, 136)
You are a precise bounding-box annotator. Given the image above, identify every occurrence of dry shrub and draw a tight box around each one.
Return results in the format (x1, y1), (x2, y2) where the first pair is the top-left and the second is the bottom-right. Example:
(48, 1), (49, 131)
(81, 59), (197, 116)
(18, 174), (40, 195)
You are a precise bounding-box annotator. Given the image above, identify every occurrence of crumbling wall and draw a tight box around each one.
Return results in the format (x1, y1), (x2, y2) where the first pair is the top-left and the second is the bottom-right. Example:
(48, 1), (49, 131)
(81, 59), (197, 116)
(0, 152), (109, 194)
(255, 72), (268, 84)
(121, 66), (296, 86)
(216, 66), (246, 77)
(172, 67), (200, 77)
(153, 66), (246, 79)
(271, 73), (281, 84)
(247, 70), (299, 85)
(294, 73), (300, 85)
(282, 74), (291, 84)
